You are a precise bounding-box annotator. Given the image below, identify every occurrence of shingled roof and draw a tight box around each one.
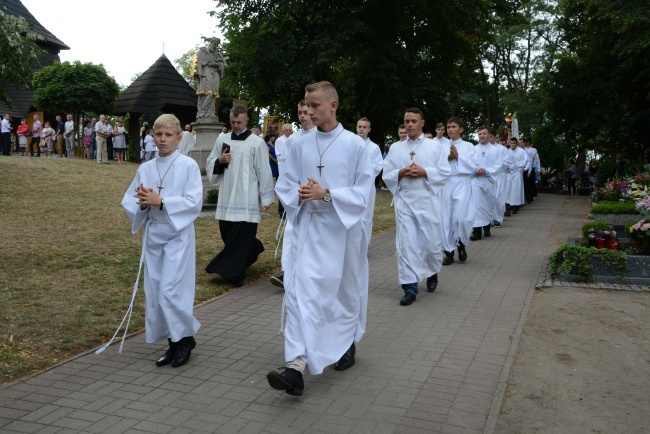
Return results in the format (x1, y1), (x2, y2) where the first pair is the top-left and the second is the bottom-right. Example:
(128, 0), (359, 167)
(114, 54), (197, 119)
(1, 0), (70, 50)
(0, 0), (69, 118)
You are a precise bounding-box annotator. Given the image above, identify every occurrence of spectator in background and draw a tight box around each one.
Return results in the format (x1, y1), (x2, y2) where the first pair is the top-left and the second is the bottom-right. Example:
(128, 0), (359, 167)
(112, 118), (127, 165)
(64, 114), (75, 157)
(568, 159), (577, 196)
(614, 153), (627, 176)
(266, 132), (278, 182)
(30, 114), (42, 157)
(106, 118), (114, 161)
(587, 159), (598, 188)
(142, 129), (155, 161)
(55, 115), (65, 157)
(95, 114), (109, 164)
(83, 120), (92, 159)
(17, 118), (29, 156)
(252, 127), (262, 138)
(90, 117), (97, 159)
(41, 121), (55, 157)
(1, 114), (12, 155)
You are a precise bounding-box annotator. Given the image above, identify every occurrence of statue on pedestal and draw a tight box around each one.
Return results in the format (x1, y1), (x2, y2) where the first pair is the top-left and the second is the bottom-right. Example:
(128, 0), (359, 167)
(192, 38), (227, 120)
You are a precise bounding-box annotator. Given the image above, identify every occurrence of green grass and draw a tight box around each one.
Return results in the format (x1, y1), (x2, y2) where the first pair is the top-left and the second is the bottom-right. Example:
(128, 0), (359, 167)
(0, 156), (396, 383)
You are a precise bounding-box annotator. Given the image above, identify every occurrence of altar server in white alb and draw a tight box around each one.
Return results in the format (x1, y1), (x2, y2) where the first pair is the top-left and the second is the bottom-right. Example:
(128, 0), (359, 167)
(383, 108), (451, 306)
(432, 122), (450, 148)
(356, 117), (384, 243)
(441, 117), (479, 266)
(269, 100), (316, 289)
(505, 137), (527, 214)
(490, 129), (511, 226)
(205, 106), (275, 285)
(267, 81), (374, 396)
(121, 114), (203, 368)
(470, 126), (504, 241)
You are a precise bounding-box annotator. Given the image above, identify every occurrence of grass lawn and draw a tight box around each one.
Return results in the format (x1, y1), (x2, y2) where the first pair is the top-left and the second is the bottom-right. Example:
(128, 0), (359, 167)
(0, 156), (396, 384)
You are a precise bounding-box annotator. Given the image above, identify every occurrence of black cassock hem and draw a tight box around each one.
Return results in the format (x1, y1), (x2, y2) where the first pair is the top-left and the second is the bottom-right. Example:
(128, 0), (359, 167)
(205, 220), (264, 282)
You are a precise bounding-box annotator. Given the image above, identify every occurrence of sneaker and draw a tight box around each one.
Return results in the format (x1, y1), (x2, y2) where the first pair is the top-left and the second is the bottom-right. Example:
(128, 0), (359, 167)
(270, 272), (284, 289)
(493, 221), (501, 228)
(267, 367), (304, 396)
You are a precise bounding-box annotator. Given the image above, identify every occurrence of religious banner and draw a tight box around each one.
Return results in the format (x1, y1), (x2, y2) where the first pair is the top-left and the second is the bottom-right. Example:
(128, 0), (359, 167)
(263, 116), (283, 137)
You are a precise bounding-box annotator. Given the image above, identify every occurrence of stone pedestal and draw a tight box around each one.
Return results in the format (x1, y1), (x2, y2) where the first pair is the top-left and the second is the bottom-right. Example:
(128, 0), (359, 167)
(190, 118), (224, 174)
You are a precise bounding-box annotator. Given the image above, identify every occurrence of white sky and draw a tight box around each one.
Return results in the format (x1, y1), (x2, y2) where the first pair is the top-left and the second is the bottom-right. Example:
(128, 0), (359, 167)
(21, 0), (223, 87)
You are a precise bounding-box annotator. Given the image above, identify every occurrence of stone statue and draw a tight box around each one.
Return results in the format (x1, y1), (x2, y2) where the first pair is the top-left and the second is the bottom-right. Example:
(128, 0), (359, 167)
(193, 38), (227, 120)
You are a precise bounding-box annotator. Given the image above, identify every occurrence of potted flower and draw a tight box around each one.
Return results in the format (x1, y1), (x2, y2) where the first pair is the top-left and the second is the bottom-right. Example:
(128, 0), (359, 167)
(207, 188), (219, 204)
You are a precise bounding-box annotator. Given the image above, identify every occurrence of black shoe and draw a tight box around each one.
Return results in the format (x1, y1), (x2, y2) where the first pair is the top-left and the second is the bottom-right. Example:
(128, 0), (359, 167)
(442, 251), (454, 266)
(334, 343), (356, 371)
(155, 339), (177, 366)
(426, 274), (438, 292)
(458, 242), (468, 262)
(400, 293), (416, 306)
(171, 337), (196, 368)
(270, 272), (284, 289)
(504, 210), (512, 217)
(483, 225), (491, 238)
(267, 367), (304, 396)
(512, 208), (518, 214)
(469, 227), (482, 241)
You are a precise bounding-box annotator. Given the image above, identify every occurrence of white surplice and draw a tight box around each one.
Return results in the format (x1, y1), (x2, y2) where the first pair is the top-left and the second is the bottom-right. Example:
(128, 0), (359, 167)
(493, 143), (512, 222)
(442, 139), (479, 252)
(205, 131), (275, 223)
(178, 131), (195, 156)
(362, 137), (384, 243)
(275, 123), (373, 375)
(472, 143), (503, 227)
(121, 151), (202, 343)
(383, 134), (450, 284)
(277, 127), (315, 271)
(505, 147), (527, 206)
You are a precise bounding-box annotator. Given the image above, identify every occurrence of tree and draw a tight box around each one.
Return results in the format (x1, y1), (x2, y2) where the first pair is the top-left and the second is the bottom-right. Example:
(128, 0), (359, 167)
(32, 61), (120, 115)
(174, 45), (200, 90)
(214, 0), (487, 142)
(547, 0), (650, 161)
(0, 7), (44, 108)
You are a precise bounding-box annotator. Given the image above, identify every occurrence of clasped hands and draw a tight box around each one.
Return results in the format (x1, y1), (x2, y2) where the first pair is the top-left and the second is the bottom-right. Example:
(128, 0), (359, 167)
(476, 168), (487, 176)
(134, 184), (162, 209)
(448, 145), (459, 160)
(399, 162), (427, 180)
(299, 177), (327, 202)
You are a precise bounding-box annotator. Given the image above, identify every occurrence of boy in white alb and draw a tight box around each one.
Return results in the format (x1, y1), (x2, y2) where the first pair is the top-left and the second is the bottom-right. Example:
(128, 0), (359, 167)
(121, 114), (203, 368)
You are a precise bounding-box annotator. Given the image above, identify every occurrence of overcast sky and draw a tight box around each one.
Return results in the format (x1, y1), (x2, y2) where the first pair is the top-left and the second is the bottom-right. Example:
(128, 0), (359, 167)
(21, 0), (223, 87)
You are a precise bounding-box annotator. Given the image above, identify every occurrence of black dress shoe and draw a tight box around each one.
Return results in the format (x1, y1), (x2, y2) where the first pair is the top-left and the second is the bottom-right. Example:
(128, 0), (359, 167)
(483, 224), (491, 238)
(400, 293), (416, 306)
(426, 274), (438, 292)
(334, 343), (356, 371)
(442, 251), (454, 266)
(469, 228), (482, 241)
(171, 337), (196, 368)
(267, 367), (304, 396)
(504, 210), (512, 217)
(458, 242), (468, 262)
(269, 272), (284, 289)
(155, 339), (177, 366)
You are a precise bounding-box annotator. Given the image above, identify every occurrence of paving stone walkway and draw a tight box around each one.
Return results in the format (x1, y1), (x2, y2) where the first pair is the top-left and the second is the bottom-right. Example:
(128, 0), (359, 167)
(0, 194), (565, 433)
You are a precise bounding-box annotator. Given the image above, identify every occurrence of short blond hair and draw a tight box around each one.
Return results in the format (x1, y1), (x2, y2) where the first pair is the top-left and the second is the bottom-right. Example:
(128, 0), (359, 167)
(305, 81), (338, 102)
(153, 114), (182, 134)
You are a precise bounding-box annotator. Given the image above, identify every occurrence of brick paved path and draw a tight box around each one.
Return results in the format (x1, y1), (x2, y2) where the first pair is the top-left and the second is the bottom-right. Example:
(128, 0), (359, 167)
(0, 194), (564, 433)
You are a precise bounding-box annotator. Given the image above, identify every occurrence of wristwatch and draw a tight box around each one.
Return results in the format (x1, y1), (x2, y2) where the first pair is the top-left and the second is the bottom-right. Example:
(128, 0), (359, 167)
(323, 189), (331, 202)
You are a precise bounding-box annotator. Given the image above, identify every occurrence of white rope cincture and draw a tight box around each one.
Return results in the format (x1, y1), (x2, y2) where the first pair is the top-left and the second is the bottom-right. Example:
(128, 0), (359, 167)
(95, 223), (148, 355)
(274, 210), (287, 259)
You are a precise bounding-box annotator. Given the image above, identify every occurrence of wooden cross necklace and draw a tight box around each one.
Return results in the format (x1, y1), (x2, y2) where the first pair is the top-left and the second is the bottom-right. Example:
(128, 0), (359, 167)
(315, 127), (345, 176)
(407, 138), (424, 160)
(156, 152), (181, 194)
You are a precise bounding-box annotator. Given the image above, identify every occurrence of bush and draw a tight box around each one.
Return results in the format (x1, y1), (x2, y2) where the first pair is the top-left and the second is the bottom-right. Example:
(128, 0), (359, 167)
(581, 222), (610, 238)
(549, 244), (627, 282)
(590, 201), (639, 215)
(206, 188), (219, 204)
